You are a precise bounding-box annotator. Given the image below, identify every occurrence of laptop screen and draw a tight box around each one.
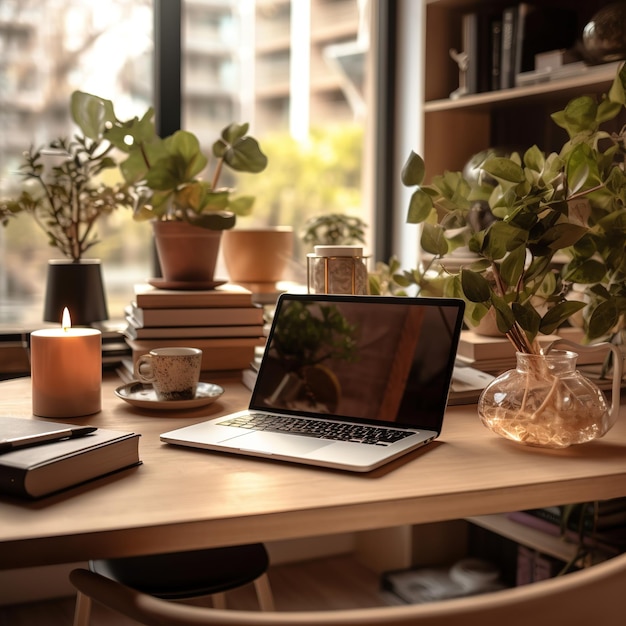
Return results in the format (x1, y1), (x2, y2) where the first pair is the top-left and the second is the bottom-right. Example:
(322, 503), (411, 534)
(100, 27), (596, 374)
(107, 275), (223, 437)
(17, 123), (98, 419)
(249, 294), (464, 430)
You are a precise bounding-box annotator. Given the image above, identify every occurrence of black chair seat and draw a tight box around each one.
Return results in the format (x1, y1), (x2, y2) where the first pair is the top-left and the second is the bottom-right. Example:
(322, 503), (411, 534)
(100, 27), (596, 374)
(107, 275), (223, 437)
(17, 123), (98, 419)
(89, 543), (270, 600)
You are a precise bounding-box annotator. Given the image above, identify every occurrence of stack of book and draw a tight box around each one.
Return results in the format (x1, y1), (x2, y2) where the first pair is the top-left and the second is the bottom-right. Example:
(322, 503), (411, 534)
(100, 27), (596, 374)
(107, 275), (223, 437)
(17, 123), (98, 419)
(455, 327), (607, 378)
(124, 283), (266, 373)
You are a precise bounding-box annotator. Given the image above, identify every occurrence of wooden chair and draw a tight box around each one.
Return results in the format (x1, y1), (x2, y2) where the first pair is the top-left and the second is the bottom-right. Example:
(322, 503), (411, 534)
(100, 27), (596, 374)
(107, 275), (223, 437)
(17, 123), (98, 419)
(72, 544), (274, 626)
(70, 550), (626, 626)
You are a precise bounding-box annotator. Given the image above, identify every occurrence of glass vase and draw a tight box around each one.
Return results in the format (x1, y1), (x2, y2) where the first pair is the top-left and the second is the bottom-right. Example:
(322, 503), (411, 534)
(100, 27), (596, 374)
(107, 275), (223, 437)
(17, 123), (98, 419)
(477, 342), (623, 449)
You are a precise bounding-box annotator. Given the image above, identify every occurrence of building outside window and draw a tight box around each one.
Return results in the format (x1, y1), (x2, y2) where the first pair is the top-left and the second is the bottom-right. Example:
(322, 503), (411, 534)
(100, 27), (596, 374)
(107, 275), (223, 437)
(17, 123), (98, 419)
(0, 0), (374, 326)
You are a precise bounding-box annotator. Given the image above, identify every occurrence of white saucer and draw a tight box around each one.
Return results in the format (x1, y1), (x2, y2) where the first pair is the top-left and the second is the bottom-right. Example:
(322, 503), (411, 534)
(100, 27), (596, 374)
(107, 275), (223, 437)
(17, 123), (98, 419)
(115, 382), (224, 411)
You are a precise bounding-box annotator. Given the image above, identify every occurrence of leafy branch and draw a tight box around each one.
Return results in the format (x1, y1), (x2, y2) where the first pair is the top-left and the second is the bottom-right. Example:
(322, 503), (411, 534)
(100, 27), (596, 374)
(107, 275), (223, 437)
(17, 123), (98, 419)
(0, 135), (132, 261)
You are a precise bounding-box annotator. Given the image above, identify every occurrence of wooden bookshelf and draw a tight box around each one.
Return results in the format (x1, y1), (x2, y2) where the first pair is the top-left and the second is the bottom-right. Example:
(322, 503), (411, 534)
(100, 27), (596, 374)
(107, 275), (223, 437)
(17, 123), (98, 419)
(421, 1), (622, 180)
(467, 514), (580, 564)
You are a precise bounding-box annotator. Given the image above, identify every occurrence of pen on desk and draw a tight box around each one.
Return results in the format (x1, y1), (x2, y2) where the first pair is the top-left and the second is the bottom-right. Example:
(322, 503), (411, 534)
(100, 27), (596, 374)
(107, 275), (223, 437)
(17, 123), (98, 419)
(0, 426), (96, 453)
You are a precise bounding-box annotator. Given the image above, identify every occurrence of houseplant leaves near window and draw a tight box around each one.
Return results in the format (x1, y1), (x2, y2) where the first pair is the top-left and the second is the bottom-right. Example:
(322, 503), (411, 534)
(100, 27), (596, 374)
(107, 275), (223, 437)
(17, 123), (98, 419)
(71, 91), (268, 284)
(0, 105), (134, 323)
(401, 63), (626, 447)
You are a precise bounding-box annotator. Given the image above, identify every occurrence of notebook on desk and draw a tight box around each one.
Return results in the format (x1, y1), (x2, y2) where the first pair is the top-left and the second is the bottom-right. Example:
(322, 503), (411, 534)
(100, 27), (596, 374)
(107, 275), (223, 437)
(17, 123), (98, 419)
(161, 293), (465, 472)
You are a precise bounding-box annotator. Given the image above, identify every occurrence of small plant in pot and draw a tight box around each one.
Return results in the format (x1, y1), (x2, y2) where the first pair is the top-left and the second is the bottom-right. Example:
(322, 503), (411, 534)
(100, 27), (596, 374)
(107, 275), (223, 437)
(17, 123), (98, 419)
(0, 107), (134, 324)
(400, 64), (626, 448)
(71, 91), (268, 285)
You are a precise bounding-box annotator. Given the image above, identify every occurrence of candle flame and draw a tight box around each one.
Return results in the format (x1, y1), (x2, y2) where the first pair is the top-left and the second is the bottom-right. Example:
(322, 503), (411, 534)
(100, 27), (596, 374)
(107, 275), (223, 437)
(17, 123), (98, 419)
(62, 307), (71, 332)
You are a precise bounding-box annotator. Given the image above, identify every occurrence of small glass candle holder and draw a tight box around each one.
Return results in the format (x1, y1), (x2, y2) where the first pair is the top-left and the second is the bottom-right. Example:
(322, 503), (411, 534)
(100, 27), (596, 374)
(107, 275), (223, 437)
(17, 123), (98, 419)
(307, 245), (368, 295)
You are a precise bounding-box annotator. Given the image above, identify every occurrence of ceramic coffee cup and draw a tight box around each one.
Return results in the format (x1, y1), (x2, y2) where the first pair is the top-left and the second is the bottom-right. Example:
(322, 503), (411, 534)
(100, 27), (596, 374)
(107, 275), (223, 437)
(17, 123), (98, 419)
(134, 347), (202, 401)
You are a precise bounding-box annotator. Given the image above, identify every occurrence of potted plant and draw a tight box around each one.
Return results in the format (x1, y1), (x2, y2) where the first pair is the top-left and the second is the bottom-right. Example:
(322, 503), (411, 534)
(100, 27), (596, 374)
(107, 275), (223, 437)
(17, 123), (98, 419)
(0, 116), (133, 324)
(70, 91), (268, 285)
(400, 64), (626, 448)
(301, 212), (367, 248)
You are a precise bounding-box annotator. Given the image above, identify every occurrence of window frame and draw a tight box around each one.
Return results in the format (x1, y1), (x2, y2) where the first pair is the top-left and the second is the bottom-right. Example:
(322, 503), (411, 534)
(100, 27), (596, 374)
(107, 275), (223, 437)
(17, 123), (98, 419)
(154, 0), (399, 265)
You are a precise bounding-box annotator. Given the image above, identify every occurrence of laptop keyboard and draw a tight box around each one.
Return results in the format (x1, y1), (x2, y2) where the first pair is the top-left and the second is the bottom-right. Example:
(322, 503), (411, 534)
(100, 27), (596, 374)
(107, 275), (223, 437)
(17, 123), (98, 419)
(219, 413), (414, 446)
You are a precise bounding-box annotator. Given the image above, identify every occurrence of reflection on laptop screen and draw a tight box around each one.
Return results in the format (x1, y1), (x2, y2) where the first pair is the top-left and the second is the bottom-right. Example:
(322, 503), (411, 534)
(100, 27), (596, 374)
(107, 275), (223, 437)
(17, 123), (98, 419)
(249, 296), (464, 430)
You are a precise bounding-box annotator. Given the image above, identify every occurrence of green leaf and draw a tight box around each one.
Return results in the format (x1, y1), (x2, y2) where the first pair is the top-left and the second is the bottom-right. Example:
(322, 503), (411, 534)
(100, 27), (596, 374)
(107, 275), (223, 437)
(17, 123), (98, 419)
(608, 63), (626, 105)
(406, 188), (433, 223)
(553, 95), (598, 137)
(220, 136), (268, 173)
(539, 222), (587, 251)
(523, 145), (545, 172)
(587, 299), (619, 340)
(71, 91), (115, 139)
(461, 269), (491, 303)
(481, 221), (527, 260)
(401, 151), (426, 187)
(512, 301), (541, 336)
(420, 223), (448, 256)
(562, 258), (607, 284)
(499, 245), (525, 288)
(480, 158), (525, 183)
(490, 294), (516, 333)
(228, 195), (255, 216)
(539, 301), (586, 335)
(187, 211), (236, 230)
(221, 122), (249, 144)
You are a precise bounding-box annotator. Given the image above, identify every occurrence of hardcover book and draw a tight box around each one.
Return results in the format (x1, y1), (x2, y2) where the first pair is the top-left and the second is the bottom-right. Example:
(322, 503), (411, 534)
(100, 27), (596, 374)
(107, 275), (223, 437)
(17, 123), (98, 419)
(126, 304), (264, 328)
(125, 337), (265, 372)
(133, 283), (254, 309)
(124, 318), (264, 340)
(0, 427), (141, 498)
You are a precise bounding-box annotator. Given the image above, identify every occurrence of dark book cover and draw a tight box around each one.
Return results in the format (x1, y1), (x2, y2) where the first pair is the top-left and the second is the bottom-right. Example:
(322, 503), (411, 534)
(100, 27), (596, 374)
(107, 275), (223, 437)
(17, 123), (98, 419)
(0, 428), (141, 498)
(490, 17), (502, 91)
(500, 6), (517, 89)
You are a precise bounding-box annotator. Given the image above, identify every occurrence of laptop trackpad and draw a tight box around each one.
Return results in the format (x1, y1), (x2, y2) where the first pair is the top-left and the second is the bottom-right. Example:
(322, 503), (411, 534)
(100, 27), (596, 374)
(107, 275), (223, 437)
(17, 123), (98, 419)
(222, 430), (332, 455)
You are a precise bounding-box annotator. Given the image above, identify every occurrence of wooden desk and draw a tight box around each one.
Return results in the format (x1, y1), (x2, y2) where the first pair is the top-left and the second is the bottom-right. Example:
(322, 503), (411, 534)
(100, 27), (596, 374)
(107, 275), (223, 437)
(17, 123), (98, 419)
(2, 375), (626, 570)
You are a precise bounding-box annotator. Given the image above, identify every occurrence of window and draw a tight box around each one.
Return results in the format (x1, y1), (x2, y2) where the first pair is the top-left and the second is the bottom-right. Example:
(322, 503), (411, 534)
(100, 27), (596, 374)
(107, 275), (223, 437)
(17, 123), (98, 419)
(0, 0), (385, 326)
(0, 0), (154, 325)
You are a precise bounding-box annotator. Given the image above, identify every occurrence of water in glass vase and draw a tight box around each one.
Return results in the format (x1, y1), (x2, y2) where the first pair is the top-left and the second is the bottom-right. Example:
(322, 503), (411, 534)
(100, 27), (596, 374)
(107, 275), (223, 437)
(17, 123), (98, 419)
(477, 344), (622, 449)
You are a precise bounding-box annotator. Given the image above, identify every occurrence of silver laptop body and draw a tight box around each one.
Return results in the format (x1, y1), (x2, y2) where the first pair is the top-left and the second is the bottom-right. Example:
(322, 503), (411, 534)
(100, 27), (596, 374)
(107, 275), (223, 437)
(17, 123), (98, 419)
(161, 294), (465, 472)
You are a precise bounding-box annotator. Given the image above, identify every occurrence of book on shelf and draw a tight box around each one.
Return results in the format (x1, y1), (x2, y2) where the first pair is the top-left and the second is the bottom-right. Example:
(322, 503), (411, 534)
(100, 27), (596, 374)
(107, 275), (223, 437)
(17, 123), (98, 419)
(133, 282), (254, 309)
(507, 510), (626, 556)
(459, 11), (497, 95)
(125, 336), (265, 372)
(490, 17), (502, 91)
(462, 13), (479, 95)
(499, 5), (517, 89)
(0, 425), (141, 498)
(124, 318), (265, 340)
(126, 304), (265, 328)
(521, 501), (626, 532)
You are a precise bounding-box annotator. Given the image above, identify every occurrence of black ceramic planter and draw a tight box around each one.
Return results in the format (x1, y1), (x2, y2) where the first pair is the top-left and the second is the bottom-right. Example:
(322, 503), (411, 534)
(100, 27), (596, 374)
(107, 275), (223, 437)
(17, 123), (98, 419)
(43, 259), (108, 326)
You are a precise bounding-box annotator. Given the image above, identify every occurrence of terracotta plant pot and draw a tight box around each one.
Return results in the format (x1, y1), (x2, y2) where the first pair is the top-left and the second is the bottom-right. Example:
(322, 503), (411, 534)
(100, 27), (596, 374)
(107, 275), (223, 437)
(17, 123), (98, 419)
(222, 227), (293, 289)
(152, 221), (223, 283)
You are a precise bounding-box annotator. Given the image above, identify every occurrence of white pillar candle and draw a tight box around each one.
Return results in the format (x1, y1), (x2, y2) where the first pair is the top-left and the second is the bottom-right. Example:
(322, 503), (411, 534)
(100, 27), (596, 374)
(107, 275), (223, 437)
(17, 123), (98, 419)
(31, 308), (102, 418)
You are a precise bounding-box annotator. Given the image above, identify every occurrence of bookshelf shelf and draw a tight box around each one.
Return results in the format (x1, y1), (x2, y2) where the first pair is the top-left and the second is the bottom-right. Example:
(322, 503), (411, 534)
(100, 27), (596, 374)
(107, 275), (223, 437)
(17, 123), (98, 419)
(467, 514), (580, 563)
(420, 1), (622, 180)
(423, 62), (620, 113)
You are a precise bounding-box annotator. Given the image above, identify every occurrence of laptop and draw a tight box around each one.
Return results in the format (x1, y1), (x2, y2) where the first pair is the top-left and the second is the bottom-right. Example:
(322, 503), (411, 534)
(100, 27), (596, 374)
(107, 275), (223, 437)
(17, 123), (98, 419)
(161, 293), (465, 472)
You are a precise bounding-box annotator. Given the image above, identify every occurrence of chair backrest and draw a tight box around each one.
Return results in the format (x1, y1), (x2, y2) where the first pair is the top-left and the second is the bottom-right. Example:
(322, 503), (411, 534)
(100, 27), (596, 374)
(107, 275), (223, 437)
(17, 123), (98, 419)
(70, 551), (626, 626)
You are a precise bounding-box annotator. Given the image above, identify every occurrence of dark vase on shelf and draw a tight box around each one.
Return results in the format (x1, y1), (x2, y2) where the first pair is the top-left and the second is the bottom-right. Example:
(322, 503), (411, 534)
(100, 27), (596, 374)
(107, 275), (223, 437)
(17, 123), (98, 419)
(43, 259), (108, 326)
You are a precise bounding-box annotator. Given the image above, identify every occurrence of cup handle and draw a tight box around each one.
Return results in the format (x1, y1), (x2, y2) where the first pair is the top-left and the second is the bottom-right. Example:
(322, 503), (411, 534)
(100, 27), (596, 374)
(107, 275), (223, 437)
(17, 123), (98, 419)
(134, 354), (155, 383)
